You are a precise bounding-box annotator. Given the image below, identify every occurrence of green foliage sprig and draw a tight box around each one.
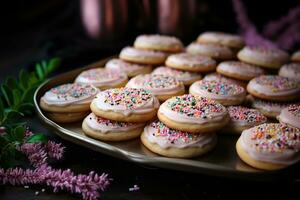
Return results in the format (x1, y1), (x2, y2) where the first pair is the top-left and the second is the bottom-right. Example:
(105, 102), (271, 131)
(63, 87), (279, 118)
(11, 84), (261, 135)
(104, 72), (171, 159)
(0, 58), (60, 168)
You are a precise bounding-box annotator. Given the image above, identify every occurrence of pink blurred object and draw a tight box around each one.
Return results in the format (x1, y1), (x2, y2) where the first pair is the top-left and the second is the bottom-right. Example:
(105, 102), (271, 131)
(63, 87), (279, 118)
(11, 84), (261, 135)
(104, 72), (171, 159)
(80, 0), (129, 40)
(157, 0), (196, 36)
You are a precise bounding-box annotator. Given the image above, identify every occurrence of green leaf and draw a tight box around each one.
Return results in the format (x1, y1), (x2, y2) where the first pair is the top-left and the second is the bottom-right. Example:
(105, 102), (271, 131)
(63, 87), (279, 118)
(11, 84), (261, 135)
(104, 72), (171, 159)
(35, 63), (44, 80)
(0, 136), (9, 148)
(0, 98), (3, 121)
(12, 89), (22, 106)
(5, 77), (19, 90)
(1, 84), (14, 106)
(13, 126), (25, 142)
(47, 57), (61, 74)
(4, 109), (24, 122)
(27, 133), (47, 143)
(19, 70), (30, 90)
(18, 103), (34, 115)
(21, 87), (36, 103)
(28, 72), (39, 87)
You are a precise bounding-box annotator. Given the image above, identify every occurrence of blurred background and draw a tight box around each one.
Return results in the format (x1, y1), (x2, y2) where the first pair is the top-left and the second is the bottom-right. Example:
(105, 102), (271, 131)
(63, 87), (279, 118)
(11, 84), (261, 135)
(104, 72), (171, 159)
(0, 0), (299, 77)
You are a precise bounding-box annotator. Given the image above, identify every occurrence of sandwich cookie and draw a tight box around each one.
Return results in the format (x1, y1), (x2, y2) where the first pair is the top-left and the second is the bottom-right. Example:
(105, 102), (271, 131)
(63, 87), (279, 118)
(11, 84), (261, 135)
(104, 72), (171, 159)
(75, 68), (128, 90)
(165, 53), (217, 73)
(119, 46), (166, 65)
(237, 46), (289, 69)
(291, 50), (300, 63)
(105, 58), (152, 77)
(90, 87), (159, 123)
(158, 94), (229, 133)
(223, 106), (267, 134)
(189, 80), (246, 106)
(278, 63), (300, 82)
(126, 74), (185, 102)
(197, 31), (245, 49)
(186, 42), (234, 61)
(141, 120), (217, 158)
(247, 75), (300, 102)
(236, 123), (300, 170)
(40, 83), (98, 123)
(82, 113), (145, 141)
(247, 95), (299, 119)
(203, 72), (247, 88)
(152, 66), (202, 86)
(277, 105), (300, 129)
(134, 34), (183, 53)
(216, 61), (265, 81)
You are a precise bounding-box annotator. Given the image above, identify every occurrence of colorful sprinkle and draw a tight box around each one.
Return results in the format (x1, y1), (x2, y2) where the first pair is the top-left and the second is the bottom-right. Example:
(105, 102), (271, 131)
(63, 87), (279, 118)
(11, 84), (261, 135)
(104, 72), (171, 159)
(130, 74), (181, 89)
(253, 75), (298, 92)
(89, 113), (137, 128)
(77, 68), (125, 81)
(50, 83), (97, 100)
(227, 106), (267, 124)
(287, 104), (300, 119)
(195, 80), (244, 95)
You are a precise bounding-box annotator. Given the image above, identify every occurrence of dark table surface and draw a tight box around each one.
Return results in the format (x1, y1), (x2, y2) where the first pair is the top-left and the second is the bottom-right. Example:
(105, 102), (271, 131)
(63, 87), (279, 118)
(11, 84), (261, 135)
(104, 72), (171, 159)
(0, 41), (299, 200)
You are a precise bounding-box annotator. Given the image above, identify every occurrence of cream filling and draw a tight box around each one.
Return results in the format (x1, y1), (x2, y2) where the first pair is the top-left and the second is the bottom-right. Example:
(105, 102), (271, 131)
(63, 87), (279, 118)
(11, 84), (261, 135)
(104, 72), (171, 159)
(94, 93), (160, 116)
(143, 125), (216, 149)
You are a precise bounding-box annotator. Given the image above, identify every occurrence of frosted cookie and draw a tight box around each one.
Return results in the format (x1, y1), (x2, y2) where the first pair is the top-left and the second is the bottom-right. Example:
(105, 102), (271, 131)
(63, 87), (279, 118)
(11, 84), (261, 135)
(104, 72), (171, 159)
(126, 74), (185, 102)
(75, 68), (128, 90)
(105, 58), (152, 77)
(277, 105), (300, 129)
(197, 31), (244, 49)
(217, 61), (265, 81)
(45, 111), (89, 123)
(236, 123), (300, 170)
(291, 50), (300, 62)
(278, 63), (300, 82)
(223, 106), (267, 134)
(165, 53), (217, 72)
(247, 95), (299, 119)
(40, 83), (98, 113)
(90, 87), (159, 123)
(189, 80), (246, 106)
(158, 94), (229, 133)
(134, 34), (183, 53)
(247, 75), (300, 101)
(152, 66), (202, 86)
(186, 42), (235, 61)
(119, 46), (167, 65)
(237, 46), (289, 69)
(141, 120), (217, 158)
(203, 72), (247, 88)
(82, 113), (145, 141)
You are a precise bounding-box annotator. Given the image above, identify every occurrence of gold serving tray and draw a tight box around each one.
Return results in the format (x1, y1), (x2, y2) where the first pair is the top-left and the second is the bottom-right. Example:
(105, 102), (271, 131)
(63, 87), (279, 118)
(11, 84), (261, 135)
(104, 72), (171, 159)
(33, 57), (298, 180)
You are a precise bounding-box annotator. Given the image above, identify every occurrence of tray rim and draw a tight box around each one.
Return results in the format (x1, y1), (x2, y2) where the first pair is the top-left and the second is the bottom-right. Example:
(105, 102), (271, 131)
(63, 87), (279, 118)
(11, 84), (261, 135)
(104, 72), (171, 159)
(33, 58), (299, 180)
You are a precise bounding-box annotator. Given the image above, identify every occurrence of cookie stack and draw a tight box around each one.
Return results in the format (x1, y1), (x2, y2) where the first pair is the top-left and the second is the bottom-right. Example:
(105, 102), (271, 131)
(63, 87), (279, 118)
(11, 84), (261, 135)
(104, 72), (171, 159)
(38, 31), (300, 170)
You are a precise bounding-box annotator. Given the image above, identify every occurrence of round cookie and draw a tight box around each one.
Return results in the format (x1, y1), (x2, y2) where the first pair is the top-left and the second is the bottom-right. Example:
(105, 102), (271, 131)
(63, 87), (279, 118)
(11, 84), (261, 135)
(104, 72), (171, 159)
(75, 68), (128, 90)
(278, 63), (300, 82)
(126, 74), (185, 102)
(291, 50), (300, 63)
(236, 123), (300, 170)
(141, 120), (217, 158)
(277, 104), (300, 129)
(222, 106), (267, 134)
(217, 61), (265, 81)
(105, 58), (152, 78)
(158, 94), (229, 133)
(165, 53), (217, 72)
(82, 113), (145, 141)
(186, 42), (235, 61)
(203, 72), (247, 88)
(134, 34), (183, 53)
(119, 46), (167, 65)
(189, 80), (246, 106)
(45, 111), (89, 123)
(197, 31), (244, 49)
(40, 83), (98, 113)
(247, 75), (300, 102)
(237, 46), (289, 69)
(247, 95), (299, 119)
(90, 87), (159, 123)
(152, 66), (202, 86)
